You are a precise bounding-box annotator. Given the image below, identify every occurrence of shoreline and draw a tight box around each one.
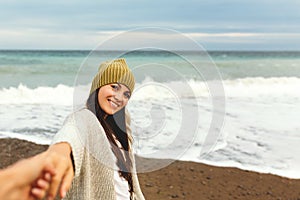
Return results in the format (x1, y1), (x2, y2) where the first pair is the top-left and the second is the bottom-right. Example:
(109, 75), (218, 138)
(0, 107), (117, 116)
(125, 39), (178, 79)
(1, 138), (300, 199)
(2, 136), (298, 180)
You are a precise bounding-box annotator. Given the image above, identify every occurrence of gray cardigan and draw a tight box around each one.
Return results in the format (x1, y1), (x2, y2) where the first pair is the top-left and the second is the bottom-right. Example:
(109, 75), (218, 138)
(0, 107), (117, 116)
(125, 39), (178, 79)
(52, 108), (145, 200)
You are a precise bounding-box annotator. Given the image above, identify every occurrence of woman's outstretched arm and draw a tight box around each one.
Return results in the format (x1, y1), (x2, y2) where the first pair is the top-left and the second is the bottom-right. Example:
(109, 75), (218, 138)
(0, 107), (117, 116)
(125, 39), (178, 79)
(42, 142), (74, 200)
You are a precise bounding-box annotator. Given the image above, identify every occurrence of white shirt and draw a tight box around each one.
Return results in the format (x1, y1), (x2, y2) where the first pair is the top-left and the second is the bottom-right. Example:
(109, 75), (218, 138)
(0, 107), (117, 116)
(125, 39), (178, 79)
(111, 138), (130, 200)
(114, 170), (130, 200)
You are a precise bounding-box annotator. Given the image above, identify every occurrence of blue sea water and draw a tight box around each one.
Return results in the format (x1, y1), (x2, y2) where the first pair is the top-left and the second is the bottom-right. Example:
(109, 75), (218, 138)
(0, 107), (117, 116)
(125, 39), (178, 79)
(0, 50), (300, 178)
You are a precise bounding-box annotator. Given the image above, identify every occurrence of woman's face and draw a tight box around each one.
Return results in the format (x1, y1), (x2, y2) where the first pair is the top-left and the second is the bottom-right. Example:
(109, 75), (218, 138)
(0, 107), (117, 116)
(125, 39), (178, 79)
(98, 83), (131, 115)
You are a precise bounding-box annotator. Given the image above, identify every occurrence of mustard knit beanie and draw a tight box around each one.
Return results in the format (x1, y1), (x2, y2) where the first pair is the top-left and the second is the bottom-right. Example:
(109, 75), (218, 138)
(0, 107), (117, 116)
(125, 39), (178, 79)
(89, 58), (135, 95)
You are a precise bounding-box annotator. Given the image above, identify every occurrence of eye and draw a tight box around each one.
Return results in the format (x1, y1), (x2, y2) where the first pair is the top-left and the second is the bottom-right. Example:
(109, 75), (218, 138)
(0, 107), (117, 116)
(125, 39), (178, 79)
(124, 92), (131, 99)
(111, 84), (119, 90)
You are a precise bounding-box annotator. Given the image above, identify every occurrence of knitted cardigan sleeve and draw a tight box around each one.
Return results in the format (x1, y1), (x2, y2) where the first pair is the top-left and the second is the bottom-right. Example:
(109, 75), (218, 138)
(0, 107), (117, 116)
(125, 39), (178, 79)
(51, 108), (116, 178)
(51, 112), (84, 178)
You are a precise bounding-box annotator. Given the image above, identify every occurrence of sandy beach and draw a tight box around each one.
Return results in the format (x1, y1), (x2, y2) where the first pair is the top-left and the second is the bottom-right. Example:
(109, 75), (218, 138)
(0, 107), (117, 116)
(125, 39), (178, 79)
(1, 138), (300, 200)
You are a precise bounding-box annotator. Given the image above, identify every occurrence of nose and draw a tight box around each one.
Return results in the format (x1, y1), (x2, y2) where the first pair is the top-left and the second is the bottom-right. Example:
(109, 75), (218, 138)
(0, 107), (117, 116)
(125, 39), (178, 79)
(114, 91), (123, 102)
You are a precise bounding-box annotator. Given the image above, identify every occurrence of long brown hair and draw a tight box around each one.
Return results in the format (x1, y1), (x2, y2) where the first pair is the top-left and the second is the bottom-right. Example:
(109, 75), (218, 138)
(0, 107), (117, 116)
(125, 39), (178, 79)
(86, 88), (134, 199)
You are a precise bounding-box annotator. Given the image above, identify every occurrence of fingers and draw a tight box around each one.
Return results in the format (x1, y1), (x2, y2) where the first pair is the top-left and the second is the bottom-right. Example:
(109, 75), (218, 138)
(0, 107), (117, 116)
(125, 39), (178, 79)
(44, 172), (52, 182)
(36, 178), (50, 190)
(42, 165), (56, 177)
(33, 157), (57, 200)
(47, 162), (66, 199)
(31, 187), (47, 199)
(30, 176), (51, 199)
(44, 143), (73, 199)
(48, 144), (74, 199)
(60, 167), (74, 198)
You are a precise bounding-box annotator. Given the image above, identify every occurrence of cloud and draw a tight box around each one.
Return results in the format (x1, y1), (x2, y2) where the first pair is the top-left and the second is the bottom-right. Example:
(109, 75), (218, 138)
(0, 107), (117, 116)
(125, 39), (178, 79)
(0, 29), (105, 49)
(0, 0), (300, 50)
(1, 27), (300, 50)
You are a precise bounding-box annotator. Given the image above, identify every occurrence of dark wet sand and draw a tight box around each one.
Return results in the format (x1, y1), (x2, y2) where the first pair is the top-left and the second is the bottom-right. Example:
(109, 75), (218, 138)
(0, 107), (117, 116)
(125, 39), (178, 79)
(1, 138), (300, 200)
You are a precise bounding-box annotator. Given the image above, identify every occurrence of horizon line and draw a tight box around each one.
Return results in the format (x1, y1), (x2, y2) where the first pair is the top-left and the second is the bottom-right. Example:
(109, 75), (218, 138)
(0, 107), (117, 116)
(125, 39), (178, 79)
(1, 49), (300, 52)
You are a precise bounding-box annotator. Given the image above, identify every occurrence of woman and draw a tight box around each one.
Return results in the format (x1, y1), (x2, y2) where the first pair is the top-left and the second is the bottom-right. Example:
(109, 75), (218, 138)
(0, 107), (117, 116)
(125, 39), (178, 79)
(45, 58), (145, 200)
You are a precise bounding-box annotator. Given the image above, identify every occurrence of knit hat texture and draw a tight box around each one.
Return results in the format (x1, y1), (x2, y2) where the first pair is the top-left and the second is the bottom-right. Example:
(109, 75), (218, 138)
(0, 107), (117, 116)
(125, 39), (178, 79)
(90, 58), (135, 95)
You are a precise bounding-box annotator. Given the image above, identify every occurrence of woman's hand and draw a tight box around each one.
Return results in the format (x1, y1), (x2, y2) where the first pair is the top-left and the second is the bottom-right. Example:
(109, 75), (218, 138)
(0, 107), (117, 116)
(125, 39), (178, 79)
(39, 142), (74, 200)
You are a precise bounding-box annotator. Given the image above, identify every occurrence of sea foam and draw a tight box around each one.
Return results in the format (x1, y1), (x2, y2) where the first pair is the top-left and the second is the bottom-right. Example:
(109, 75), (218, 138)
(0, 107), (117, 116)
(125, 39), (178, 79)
(0, 77), (299, 105)
(1, 77), (299, 178)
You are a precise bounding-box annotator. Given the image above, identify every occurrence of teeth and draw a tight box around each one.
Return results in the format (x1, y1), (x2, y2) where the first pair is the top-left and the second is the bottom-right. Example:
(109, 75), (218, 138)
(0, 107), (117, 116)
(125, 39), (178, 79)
(110, 100), (118, 108)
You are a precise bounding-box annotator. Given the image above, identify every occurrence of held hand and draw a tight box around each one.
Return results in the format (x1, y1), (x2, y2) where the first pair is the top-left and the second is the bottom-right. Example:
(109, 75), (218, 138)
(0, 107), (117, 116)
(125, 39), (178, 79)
(0, 152), (56, 200)
(43, 143), (74, 200)
(30, 171), (53, 199)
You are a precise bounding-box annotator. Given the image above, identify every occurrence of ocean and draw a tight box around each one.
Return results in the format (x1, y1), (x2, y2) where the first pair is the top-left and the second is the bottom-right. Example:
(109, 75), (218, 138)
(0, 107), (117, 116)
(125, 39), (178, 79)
(0, 50), (299, 178)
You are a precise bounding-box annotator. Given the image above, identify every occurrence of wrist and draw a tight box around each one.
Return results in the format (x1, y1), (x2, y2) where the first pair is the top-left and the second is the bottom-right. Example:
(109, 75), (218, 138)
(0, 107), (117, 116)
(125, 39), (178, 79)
(49, 142), (72, 156)
(0, 167), (19, 199)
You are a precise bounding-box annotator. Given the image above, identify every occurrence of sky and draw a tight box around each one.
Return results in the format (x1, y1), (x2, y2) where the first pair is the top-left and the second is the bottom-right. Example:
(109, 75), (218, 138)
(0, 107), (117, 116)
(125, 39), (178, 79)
(0, 0), (300, 50)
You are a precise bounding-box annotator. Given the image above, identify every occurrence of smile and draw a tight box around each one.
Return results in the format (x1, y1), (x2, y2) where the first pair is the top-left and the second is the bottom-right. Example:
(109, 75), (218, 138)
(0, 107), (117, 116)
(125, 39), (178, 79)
(108, 99), (119, 108)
